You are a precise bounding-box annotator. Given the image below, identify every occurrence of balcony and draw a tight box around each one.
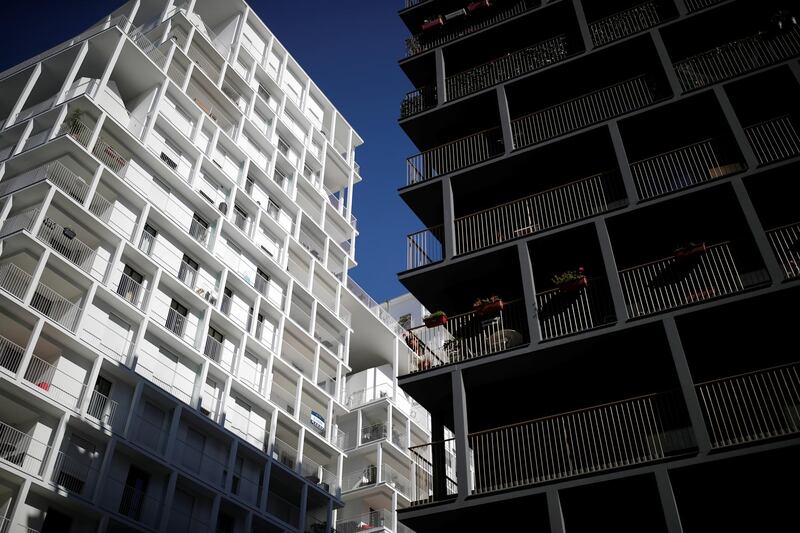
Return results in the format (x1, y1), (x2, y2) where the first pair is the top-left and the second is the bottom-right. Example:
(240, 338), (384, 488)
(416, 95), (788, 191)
(361, 422), (388, 445)
(511, 75), (655, 150)
(619, 241), (747, 319)
(103, 475), (163, 528)
(337, 509), (392, 532)
(23, 354), (86, 411)
(37, 217), (100, 279)
(164, 307), (189, 338)
(113, 272), (149, 310)
(345, 383), (393, 409)
(203, 334), (224, 363)
(51, 448), (102, 498)
(406, 300), (526, 373)
(189, 217), (210, 246)
(588, 1), (668, 47)
(536, 277), (616, 340)
(400, 86), (437, 120)
(272, 437), (298, 469)
(673, 26), (800, 93)
(410, 439), (457, 505)
(767, 221), (800, 280)
(382, 463), (412, 498)
(0, 419), (51, 477)
(404, 0), (540, 57)
(744, 114), (800, 166)
(174, 436), (227, 487)
(31, 281), (83, 332)
(0, 263), (32, 301)
(406, 126), (504, 185)
(683, 0), (724, 12)
(0, 334), (25, 374)
(696, 361), (800, 449)
(468, 392), (692, 495)
(86, 389), (118, 426)
(406, 226), (444, 270)
(347, 276), (409, 337)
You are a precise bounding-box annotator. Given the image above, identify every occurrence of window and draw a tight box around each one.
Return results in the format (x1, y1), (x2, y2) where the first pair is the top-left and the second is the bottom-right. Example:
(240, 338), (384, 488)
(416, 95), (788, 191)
(205, 326), (224, 362)
(231, 456), (244, 495)
(179, 254), (198, 288)
(167, 300), (188, 335)
(277, 137), (289, 156)
(140, 224), (157, 255)
(190, 214), (208, 242)
(120, 466), (150, 519)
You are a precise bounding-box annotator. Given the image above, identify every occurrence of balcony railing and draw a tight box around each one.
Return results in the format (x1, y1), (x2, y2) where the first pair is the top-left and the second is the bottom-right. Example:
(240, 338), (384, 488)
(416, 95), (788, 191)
(589, 1), (664, 47)
(407, 225), (444, 270)
(60, 118), (93, 148)
(105, 476), (162, 528)
(469, 393), (690, 494)
(37, 217), (99, 278)
(345, 383), (394, 409)
(696, 362), (800, 449)
(203, 334), (223, 363)
(51, 449), (100, 497)
(400, 86), (437, 119)
(744, 114), (800, 166)
(511, 75), (655, 150)
(683, 0), (724, 12)
(0, 263), (33, 300)
(177, 259), (198, 289)
(455, 172), (624, 255)
(407, 300), (526, 373)
(405, 0), (540, 57)
(31, 281), (82, 332)
(24, 354), (86, 410)
(767, 222), (800, 280)
(536, 277), (616, 340)
(189, 218), (210, 246)
(0, 419), (51, 476)
(165, 307), (188, 337)
(126, 19), (168, 69)
(343, 465), (376, 492)
(410, 439), (458, 505)
(0, 160), (89, 203)
(0, 207), (38, 239)
(113, 272), (149, 309)
(88, 187), (137, 239)
(382, 463), (412, 497)
(337, 509), (392, 533)
(446, 34), (570, 102)
(0, 333), (25, 374)
(406, 126), (504, 185)
(272, 437), (298, 469)
(86, 389), (119, 426)
(630, 138), (744, 201)
(347, 276), (409, 338)
(92, 136), (129, 174)
(361, 422), (388, 444)
(619, 241), (745, 319)
(673, 26), (800, 92)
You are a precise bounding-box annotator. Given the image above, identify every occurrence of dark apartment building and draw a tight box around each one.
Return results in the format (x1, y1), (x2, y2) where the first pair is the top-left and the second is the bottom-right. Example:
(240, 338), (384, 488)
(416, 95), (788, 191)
(394, 0), (800, 531)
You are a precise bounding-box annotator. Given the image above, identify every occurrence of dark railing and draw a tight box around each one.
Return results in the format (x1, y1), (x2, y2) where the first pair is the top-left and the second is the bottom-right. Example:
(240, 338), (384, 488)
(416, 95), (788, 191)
(696, 362), (800, 448)
(744, 114), (800, 166)
(766, 222), (800, 280)
(445, 34), (570, 102)
(589, 1), (664, 47)
(511, 75), (655, 149)
(683, 0), (724, 12)
(405, 0), (540, 57)
(630, 138), (745, 201)
(454, 172), (625, 255)
(406, 126), (504, 184)
(535, 278), (616, 340)
(400, 85), (437, 119)
(673, 26), (800, 92)
(407, 225), (445, 269)
(409, 438), (458, 505)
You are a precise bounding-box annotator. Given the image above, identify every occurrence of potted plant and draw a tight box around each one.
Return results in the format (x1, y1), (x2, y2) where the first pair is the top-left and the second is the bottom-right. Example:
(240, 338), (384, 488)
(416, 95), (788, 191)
(673, 241), (706, 261)
(552, 267), (588, 293)
(468, 0), (492, 12)
(423, 310), (447, 328)
(473, 295), (504, 318)
(65, 109), (85, 140)
(421, 15), (444, 32)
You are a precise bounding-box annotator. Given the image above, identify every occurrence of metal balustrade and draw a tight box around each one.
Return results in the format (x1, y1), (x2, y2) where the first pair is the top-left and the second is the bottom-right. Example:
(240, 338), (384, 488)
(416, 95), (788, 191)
(455, 172), (623, 255)
(767, 222), (800, 279)
(630, 138), (743, 200)
(407, 225), (444, 270)
(405, 0), (540, 57)
(86, 389), (118, 426)
(203, 335), (224, 363)
(361, 422), (387, 444)
(469, 393), (687, 494)
(589, 1), (663, 47)
(113, 272), (149, 309)
(165, 307), (189, 337)
(683, 0), (724, 12)
(343, 465), (376, 492)
(0, 263), (33, 300)
(31, 282), (82, 332)
(511, 76), (655, 149)
(92, 136), (129, 174)
(400, 86), (437, 119)
(128, 24), (167, 69)
(0, 160), (88, 202)
(0, 419), (51, 476)
(189, 217), (209, 246)
(536, 278), (616, 340)
(696, 362), (800, 449)
(619, 241), (745, 319)
(406, 300), (526, 373)
(744, 114), (800, 165)
(87, 188), (136, 239)
(406, 127), (504, 184)
(382, 463), (412, 497)
(51, 450), (100, 496)
(0, 334), (25, 373)
(674, 26), (800, 92)
(345, 383), (394, 409)
(272, 437), (298, 468)
(59, 118), (93, 147)
(446, 34), (570, 102)
(410, 439), (458, 505)
(0, 208), (38, 239)
(346, 276), (410, 337)
(37, 218), (99, 278)
(23, 354), (86, 410)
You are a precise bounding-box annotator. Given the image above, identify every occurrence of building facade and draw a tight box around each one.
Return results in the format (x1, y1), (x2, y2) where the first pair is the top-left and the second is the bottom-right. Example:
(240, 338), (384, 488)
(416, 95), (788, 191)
(0, 1), (428, 532)
(395, 0), (800, 531)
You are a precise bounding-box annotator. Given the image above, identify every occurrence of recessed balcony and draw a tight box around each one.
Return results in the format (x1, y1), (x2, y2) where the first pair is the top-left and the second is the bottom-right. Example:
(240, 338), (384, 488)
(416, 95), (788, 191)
(586, 0), (676, 48)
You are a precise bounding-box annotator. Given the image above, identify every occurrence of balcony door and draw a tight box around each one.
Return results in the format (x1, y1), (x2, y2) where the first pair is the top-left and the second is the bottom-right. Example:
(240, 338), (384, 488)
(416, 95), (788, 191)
(120, 465), (150, 520)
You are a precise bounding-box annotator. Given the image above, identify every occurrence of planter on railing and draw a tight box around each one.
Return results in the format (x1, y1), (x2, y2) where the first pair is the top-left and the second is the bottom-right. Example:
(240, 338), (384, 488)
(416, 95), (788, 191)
(767, 221), (800, 279)
(511, 75), (655, 149)
(696, 361), (800, 448)
(673, 26), (800, 92)
(589, 1), (664, 47)
(630, 138), (744, 200)
(744, 114), (800, 166)
(406, 126), (504, 185)
(407, 225), (445, 270)
(536, 277), (615, 340)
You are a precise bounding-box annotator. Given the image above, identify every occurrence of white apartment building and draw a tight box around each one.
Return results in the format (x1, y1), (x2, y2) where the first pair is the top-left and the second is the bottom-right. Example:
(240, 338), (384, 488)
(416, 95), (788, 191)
(0, 1), (428, 532)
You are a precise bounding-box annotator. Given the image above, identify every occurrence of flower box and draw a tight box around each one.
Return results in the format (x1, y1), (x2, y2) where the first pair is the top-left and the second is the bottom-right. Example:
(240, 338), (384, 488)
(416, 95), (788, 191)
(468, 0), (492, 12)
(422, 16), (444, 31)
(474, 298), (504, 318)
(674, 242), (707, 261)
(423, 313), (447, 328)
(557, 276), (589, 293)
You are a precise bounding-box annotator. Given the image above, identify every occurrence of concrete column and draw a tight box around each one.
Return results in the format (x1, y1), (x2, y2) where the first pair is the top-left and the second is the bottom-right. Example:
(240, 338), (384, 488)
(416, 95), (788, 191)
(496, 86), (514, 154)
(442, 177), (456, 260)
(517, 241), (542, 344)
(157, 470), (179, 532)
(192, 358), (210, 409)
(451, 369), (472, 499)
(608, 121), (639, 204)
(22, 249), (51, 306)
(731, 179), (785, 285)
(7, 479), (32, 530)
(122, 380), (145, 439)
(297, 484), (308, 533)
(15, 318), (43, 383)
(595, 219), (629, 323)
(655, 468), (685, 533)
(79, 354), (105, 416)
(650, 30), (682, 98)
(6, 64), (42, 129)
(547, 489), (567, 533)
(259, 460), (272, 512)
(429, 412), (447, 501)
(434, 48), (447, 106)
(375, 445), (383, 483)
(712, 85), (758, 170)
(91, 436), (118, 504)
(571, 0), (595, 52)
(163, 404), (183, 459)
(224, 439), (239, 493)
(55, 41), (90, 106)
(41, 412), (70, 482)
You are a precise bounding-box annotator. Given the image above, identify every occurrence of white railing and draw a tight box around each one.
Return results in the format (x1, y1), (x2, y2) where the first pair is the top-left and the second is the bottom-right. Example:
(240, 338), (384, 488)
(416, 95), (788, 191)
(272, 436), (298, 469)
(630, 138), (743, 200)
(767, 221), (800, 280)
(128, 23), (168, 69)
(177, 259), (198, 289)
(164, 307), (189, 338)
(407, 225), (444, 270)
(361, 422), (387, 444)
(31, 282), (83, 332)
(0, 207), (38, 238)
(511, 75), (655, 149)
(0, 160), (87, 202)
(59, 118), (93, 147)
(455, 172), (622, 255)
(674, 26), (800, 92)
(589, 1), (663, 47)
(619, 242), (744, 318)
(337, 509), (392, 532)
(744, 114), (800, 166)
(86, 389), (118, 426)
(138, 360), (193, 404)
(225, 411), (266, 450)
(316, 367), (338, 399)
(683, 0), (723, 11)
(0, 419), (51, 476)
(222, 80), (248, 113)
(112, 272), (149, 309)
(0, 263), (33, 300)
(37, 218), (100, 278)
(189, 218), (209, 246)
(269, 381), (297, 415)
(24, 354), (86, 410)
(138, 230), (155, 256)
(87, 188), (137, 239)
(345, 383), (393, 409)
(346, 276), (408, 337)
(299, 404), (326, 437)
(536, 279), (616, 340)
(406, 126), (504, 184)
(343, 465), (377, 492)
(51, 449), (100, 496)
(407, 300), (526, 373)
(696, 362), (800, 448)
(92, 136), (129, 174)
(0, 333), (25, 373)
(382, 463), (412, 497)
(203, 335), (224, 363)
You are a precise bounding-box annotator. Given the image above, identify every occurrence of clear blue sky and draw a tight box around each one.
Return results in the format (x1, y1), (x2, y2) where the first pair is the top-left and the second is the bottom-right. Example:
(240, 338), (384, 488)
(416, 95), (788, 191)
(0, 0), (418, 303)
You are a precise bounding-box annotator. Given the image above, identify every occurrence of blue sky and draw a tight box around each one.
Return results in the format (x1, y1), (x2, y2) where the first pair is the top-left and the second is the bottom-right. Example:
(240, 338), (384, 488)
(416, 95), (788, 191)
(0, 0), (418, 303)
